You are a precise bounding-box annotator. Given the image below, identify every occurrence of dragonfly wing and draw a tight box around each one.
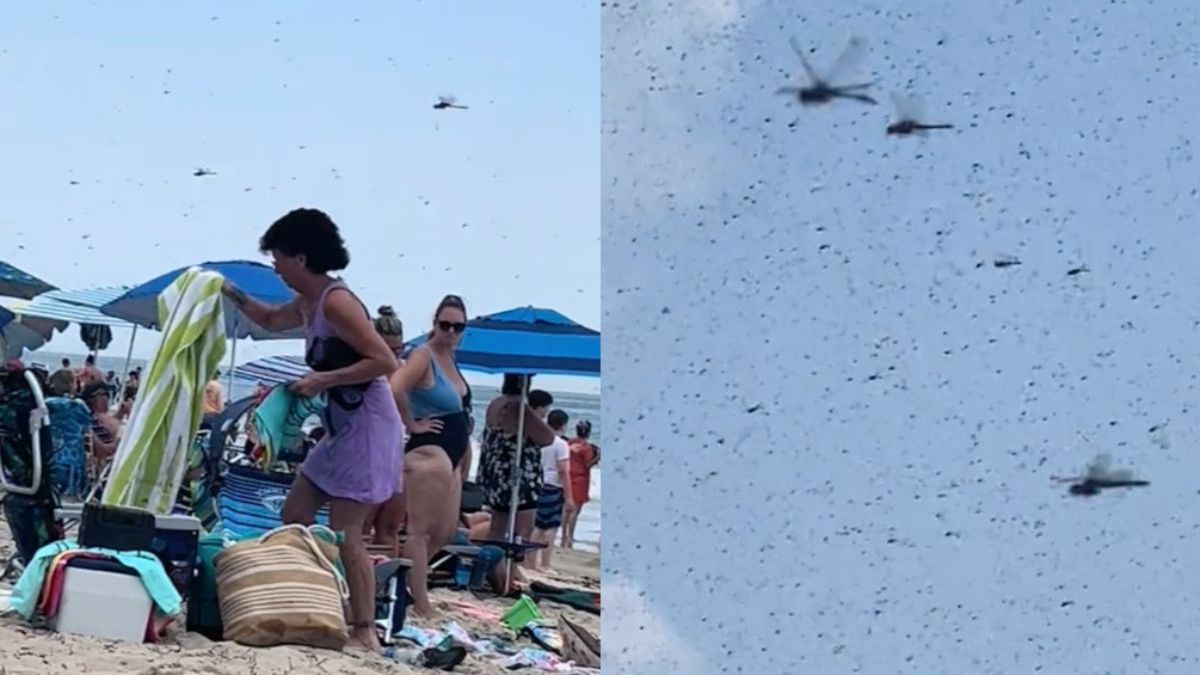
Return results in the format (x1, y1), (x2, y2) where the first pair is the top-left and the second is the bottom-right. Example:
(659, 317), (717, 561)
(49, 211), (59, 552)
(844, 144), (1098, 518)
(1085, 453), (1112, 480)
(891, 91), (926, 122)
(775, 86), (802, 95)
(789, 36), (820, 85)
(825, 35), (869, 85)
(1106, 468), (1133, 482)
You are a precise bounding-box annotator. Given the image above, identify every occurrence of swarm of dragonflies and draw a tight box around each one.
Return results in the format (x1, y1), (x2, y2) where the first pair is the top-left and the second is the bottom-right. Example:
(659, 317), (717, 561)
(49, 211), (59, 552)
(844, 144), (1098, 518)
(779, 35), (954, 137)
(1051, 453), (1150, 496)
(433, 95), (468, 110)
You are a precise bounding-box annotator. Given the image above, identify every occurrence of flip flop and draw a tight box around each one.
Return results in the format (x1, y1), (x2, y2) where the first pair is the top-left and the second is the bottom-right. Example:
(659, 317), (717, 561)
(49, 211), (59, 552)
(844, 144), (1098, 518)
(423, 645), (468, 671)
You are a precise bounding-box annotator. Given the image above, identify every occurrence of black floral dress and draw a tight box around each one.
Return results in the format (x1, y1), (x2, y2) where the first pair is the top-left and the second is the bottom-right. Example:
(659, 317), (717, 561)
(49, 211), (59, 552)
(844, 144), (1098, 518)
(479, 426), (543, 512)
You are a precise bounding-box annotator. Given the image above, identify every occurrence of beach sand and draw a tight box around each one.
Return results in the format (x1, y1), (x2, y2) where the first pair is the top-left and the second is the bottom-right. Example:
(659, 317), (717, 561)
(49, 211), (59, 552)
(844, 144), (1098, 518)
(0, 515), (600, 674)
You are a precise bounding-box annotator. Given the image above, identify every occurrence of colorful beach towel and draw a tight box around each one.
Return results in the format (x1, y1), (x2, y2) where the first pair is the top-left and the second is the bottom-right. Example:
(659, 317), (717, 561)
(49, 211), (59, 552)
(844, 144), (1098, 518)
(45, 397), (92, 500)
(252, 383), (325, 470)
(103, 268), (227, 514)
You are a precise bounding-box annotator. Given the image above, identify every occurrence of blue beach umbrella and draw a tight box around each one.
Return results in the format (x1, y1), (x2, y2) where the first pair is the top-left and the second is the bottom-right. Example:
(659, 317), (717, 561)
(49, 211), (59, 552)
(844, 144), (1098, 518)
(405, 306), (600, 376)
(409, 305), (600, 585)
(101, 260), (301, 340)
(102, 260), (303, 394)
(0, 261), (55, 300)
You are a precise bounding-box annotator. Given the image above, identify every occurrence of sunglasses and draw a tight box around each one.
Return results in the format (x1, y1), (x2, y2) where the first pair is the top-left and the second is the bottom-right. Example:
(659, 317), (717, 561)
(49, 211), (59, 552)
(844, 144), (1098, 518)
(437, 320), (467, 334)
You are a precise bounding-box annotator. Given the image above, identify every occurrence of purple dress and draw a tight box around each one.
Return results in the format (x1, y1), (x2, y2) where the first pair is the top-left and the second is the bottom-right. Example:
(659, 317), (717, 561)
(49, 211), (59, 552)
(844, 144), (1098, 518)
(298, 280), (404, 504)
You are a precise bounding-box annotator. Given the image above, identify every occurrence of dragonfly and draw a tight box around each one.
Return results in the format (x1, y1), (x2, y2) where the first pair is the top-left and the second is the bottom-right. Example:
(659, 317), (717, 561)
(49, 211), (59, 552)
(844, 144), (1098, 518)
(193, 167), (216, 177)
(433, 94), (468, 110)
(886, 91), (953, 136)
(776, 36), (878, 106)
(1051, 453), (1150, 496)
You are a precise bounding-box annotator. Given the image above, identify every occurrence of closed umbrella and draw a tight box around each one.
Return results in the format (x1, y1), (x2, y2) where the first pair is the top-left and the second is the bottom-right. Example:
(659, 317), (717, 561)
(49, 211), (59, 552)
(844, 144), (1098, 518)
(79, 323), (113, 353)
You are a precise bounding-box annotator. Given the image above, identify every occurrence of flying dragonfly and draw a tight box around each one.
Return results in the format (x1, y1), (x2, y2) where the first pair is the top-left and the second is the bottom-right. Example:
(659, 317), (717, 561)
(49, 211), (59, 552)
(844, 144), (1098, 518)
(886, 91), (953, 136)
(433, 95), (468, 110)
(1052, 453), (1150, 496)
(193, 167), (216, 177)
(776, 36), (878, 106)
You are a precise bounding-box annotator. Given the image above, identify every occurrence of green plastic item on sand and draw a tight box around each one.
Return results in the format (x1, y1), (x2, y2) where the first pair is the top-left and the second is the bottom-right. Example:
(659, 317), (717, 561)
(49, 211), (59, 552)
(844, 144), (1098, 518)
(502, 594), (544, 631)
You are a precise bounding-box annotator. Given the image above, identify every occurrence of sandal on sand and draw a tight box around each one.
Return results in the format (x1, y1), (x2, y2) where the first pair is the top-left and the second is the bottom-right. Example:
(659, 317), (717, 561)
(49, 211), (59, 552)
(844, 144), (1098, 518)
(423, 646), (468, 671)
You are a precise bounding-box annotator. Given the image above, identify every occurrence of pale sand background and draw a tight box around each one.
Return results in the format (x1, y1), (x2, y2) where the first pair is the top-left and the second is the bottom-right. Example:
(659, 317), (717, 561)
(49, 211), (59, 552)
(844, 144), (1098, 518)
(0, 514), (600, 674)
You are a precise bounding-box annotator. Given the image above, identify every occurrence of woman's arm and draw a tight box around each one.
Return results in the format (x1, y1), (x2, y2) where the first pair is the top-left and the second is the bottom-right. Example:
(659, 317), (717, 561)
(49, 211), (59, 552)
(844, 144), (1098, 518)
(223, 283), (304, 332)
(317, 290), (398, 387)
(523, 406), (556, 447)
(389, 349), (432, 428)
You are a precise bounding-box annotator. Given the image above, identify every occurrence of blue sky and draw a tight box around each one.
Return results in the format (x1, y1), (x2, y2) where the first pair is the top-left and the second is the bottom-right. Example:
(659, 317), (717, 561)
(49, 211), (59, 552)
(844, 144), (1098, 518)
(606, 0), (1200, 672)
(0, 2), (598, 392)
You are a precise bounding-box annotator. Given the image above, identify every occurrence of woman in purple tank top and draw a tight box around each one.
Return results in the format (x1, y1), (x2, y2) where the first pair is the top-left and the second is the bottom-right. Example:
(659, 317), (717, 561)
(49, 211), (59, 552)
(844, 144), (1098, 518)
(222, 208), (403, 654)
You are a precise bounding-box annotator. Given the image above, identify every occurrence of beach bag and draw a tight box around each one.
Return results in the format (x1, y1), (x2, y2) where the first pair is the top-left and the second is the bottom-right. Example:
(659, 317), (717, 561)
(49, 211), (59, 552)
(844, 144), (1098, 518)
(214, 523), (349, 650)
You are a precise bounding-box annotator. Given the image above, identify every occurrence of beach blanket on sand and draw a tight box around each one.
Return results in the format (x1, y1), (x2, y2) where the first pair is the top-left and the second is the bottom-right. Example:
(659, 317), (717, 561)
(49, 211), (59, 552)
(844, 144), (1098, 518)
(102, 268), (227, 514)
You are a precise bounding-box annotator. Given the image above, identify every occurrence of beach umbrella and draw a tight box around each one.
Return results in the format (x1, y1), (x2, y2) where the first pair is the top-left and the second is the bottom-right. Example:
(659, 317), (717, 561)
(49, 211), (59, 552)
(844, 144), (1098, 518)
(79, 323), (113, 353)
(101, 260), (303, 394)
(0, 299), (65, 359)
(0, 262), (54, 300)
(410, 306), (600, 585)
(230, 354), (310, 387)
(102, 267), (227, 514)
(20, 286), (140, 403)
(101, 260), (299, 339)
(404, 306), (601, 376)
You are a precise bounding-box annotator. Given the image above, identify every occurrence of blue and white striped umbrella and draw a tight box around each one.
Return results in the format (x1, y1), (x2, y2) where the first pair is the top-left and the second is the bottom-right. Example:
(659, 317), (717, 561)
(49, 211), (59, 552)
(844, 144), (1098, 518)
(230, 354), (310, 387)
(20, 286), (133, 327)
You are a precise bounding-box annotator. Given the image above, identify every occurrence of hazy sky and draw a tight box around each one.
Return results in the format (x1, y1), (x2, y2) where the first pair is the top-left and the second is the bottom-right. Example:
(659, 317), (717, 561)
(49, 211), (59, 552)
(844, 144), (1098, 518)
(606, 0), (1200, 671)
(0, 2), (598, 391)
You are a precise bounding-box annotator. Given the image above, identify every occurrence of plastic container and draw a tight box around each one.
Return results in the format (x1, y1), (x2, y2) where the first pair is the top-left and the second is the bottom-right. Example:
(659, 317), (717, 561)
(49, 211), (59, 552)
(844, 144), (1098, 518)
(471, 545), (503, 589)
(53, 558), (153, 643)
(454, 558), (472, 589)
(151, 514), (201, 601)
(502, 594), (544, 632)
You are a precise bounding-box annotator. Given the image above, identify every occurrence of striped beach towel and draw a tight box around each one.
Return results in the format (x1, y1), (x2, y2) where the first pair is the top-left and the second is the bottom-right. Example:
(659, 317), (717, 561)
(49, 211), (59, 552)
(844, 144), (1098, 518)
(102, 268), (227, 514)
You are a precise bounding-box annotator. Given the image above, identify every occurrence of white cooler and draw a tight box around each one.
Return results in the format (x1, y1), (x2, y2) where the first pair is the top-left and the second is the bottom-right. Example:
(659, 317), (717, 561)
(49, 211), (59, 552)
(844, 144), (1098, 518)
(52, 558), (153, 643)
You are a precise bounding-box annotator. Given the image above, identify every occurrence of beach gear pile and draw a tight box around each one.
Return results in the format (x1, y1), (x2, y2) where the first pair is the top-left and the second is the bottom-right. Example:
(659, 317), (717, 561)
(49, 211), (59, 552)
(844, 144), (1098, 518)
(382, 594), (601, 672)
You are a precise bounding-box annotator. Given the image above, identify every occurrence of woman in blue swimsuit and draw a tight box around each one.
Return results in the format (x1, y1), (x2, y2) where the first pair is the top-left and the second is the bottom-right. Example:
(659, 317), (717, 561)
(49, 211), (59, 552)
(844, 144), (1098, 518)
(390, 294), (472, 617)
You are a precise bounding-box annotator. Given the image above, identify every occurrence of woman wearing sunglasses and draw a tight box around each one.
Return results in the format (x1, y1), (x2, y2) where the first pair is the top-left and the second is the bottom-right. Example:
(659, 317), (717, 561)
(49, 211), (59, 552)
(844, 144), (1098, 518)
(389, 294), (473, 618)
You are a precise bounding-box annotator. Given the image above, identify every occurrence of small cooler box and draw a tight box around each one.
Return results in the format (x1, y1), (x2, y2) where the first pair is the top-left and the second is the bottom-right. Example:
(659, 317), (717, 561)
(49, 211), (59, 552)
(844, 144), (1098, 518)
(53, 558), (153, 643)
(150, 514), (201, 602)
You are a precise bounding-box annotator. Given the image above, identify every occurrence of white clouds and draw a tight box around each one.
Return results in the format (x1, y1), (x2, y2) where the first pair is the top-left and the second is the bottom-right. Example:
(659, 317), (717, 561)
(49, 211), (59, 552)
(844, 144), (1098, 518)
(603, 575), (705, 674)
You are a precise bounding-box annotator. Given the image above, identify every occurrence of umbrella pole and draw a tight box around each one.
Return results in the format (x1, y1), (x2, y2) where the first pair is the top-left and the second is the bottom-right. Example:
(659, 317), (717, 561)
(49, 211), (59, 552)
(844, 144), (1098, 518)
(503, 376), (530, 590)
(226, 315), (238, 398)
(114, 325), (138, 413)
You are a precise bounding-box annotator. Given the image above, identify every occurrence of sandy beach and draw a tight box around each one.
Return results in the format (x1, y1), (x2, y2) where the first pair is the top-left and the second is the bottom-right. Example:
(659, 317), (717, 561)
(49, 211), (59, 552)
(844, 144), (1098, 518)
(0, 514), (600, 674)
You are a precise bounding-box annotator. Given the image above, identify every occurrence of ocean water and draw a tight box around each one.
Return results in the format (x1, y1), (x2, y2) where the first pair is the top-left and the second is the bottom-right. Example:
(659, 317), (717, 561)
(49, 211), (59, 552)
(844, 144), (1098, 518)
(32, 350), (602, 552)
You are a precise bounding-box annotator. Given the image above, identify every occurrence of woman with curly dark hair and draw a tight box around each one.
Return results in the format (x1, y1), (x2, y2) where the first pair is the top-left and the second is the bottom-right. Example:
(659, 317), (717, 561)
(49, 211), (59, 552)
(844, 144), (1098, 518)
(222, 208), (403, 653)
